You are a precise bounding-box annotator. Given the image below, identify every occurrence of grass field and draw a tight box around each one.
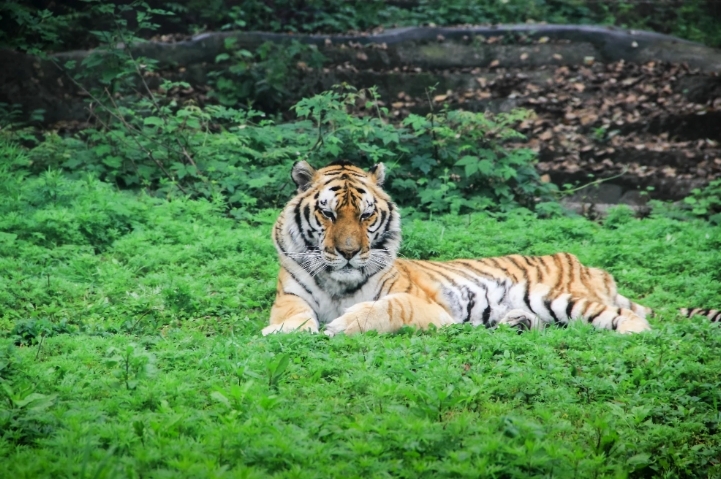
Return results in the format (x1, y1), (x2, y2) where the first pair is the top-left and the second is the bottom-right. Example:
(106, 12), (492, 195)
(1, 174), (720, 478)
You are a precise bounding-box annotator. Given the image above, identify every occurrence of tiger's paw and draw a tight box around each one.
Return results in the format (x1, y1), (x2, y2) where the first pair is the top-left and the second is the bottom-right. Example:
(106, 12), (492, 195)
(262, 315), (318, 336)
(323, 317), (348, 337)
(324, 302), (390, 337)
(497, 309), (542, 333)
(616, 316), (651, 334)
(323, 312), (371, 337)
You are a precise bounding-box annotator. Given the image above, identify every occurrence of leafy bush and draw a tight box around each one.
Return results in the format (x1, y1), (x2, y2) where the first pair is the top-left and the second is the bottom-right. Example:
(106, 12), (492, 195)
(22, 87), (553, 218)
(10, 318), (75, 346)
(209, 39), (326, 110)
(0, 168), (142, 251)
(682, 179), (721, 225)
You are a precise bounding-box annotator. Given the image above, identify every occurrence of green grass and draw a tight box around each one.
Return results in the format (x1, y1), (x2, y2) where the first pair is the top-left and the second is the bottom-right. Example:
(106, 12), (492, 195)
(1, 174), (720, 478)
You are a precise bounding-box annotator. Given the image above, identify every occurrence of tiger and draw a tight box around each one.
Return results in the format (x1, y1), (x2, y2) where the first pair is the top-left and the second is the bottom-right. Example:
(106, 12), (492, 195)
(262, 160), (720, 336)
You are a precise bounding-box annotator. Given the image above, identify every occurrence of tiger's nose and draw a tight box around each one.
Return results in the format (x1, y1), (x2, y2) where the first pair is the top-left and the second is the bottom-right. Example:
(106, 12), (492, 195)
(337, 247), (360, 260)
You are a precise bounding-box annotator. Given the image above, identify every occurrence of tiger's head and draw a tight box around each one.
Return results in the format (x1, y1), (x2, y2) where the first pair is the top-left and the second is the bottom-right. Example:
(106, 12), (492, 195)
(273, 160), (401, 292)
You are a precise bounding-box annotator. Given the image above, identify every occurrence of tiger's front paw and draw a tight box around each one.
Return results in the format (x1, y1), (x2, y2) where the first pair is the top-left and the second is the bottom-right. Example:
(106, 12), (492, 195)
(323, 316), (349, 337)
(323, 311), (370, 337)
(262, 315), (318, 336)
(324, 302), (390, 337)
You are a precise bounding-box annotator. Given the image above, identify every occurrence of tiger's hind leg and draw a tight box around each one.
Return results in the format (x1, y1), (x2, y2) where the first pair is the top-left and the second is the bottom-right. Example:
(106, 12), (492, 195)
(551, 295), (650, 333)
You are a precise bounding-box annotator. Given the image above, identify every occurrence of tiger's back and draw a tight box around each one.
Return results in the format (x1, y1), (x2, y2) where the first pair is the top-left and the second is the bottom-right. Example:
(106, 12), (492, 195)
(394, 253), (651, 332)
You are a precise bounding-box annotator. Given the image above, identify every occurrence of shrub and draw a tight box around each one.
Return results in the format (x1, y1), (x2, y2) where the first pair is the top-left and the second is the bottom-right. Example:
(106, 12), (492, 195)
(21, 87), (554, 218)
(681, 179), (721, 225)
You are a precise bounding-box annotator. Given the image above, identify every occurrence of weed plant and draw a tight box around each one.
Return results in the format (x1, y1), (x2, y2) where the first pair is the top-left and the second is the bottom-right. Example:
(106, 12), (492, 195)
(1, 170), (720, 478)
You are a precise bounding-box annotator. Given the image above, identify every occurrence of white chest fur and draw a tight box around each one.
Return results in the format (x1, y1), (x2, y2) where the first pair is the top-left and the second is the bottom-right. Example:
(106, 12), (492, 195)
(280, 257), (383, 324)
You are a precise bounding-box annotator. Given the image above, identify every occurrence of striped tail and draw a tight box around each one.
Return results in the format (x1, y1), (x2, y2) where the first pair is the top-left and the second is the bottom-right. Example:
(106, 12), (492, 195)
(681, 308), (721, 323)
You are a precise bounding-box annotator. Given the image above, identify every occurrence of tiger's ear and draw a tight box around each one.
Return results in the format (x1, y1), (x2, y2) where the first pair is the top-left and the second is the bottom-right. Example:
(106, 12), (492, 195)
(368, 163), (386, 186)
(291, 161), (316, 192)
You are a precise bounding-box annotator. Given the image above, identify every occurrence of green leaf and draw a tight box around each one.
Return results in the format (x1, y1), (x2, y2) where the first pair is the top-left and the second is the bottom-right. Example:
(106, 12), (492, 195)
(477, 159), (494, 176)
(210, 391), (230, 407)
(270, 353), (290, 378)
(627, 453), (651, 469)
(143, 116), (164, 127)
(455, 155), (478, 177)
(17, 393), (57, 412)
(102, 156), (123, 169)
(215, 53), (231, 63)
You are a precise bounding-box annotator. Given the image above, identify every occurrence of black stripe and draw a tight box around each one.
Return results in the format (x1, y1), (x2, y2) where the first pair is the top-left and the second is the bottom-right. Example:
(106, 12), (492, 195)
(282, 291), (303, 299)
(578, 265), (592, 291)
(587, 307), (605, 323)
(282, 267), (318, 306)
(378, 209), (388, 231)
(565, 253), (577, 288)
(523, 282), (535, 315)
(340, 277), (370, 296)
(314, 204), (335, 222)
(373, 232), (399, 252)
(435, 262), (492, 292)
(454, 260), (496, 280)
(294, 202), (314, 249)
(396, 263), (415, 294)
(506, 256), (528, 281)
(374, 273), (398, 300)
(506, 256), (533, 313)
(600, 270), (614, 297)
(549, 254), (565, 295)
(525, 256), (544, 283)
(498, 279), (508, 303)
(487, 258), (517, 282)
(565, 299), (575, 320)
(276, 223), (318, 270)
(418, 262), (467, 290)
(463, 287), (476, 323)
(544, 299), (560, 324)
(482, 305), (491, 326)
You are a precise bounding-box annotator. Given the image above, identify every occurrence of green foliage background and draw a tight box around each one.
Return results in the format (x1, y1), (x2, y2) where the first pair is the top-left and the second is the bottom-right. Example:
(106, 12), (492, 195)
(1, 170), (720, 477)
(1, 1), (720, 477)
(2, 0), (721, 51)
(13, 86), (555, 219)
